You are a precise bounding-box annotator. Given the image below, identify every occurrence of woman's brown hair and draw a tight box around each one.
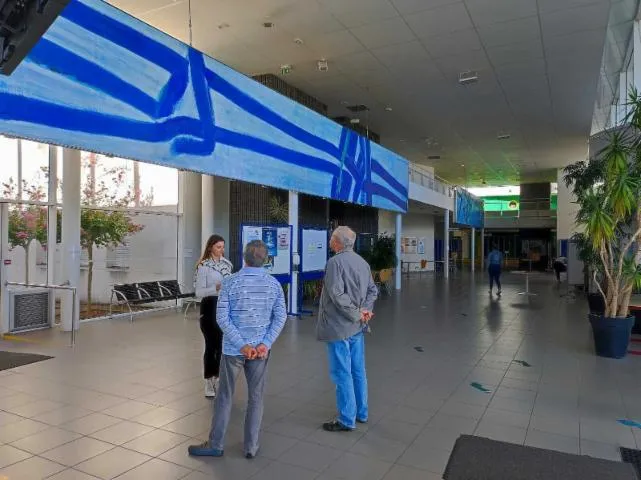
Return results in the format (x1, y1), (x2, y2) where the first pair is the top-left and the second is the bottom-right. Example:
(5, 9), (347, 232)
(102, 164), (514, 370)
(198, 234), (225, 265)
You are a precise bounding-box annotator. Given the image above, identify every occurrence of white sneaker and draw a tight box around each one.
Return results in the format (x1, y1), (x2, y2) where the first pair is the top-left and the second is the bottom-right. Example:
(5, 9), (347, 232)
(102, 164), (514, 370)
(205, 378), (216, 398)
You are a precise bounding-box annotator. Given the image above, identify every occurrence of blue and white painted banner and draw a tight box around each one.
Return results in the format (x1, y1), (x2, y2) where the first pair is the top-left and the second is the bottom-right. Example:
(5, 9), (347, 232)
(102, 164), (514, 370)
(454, 188), (484, 228)
(0, 0), (408, 213)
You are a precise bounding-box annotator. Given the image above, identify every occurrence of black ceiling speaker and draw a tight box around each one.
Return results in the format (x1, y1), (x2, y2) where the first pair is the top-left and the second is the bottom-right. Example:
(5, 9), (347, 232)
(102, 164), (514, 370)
(0, 0), (70, 75)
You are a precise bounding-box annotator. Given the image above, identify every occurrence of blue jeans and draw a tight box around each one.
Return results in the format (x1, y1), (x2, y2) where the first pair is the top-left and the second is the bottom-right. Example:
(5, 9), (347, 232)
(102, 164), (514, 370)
(326, 332), (368, 429)
(489, 264), (501, 290)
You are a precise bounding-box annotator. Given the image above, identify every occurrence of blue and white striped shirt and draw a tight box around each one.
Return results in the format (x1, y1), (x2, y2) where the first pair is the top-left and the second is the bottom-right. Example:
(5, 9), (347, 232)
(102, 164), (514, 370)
(216, 267), (288, 356)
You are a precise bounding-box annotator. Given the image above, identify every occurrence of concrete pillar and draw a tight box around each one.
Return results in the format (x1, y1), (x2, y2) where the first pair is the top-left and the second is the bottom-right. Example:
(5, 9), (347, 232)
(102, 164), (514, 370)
(213, 177), (230, 245)
(634, 20), (641, 93)
(201, 175), (214, 247)
(61, 148), (81, 332)
(471, 228), (476, 272)
(444, 210), (450, 279)
(289, 191), (299, 315)
(47, 146), (58, 326)
(180, 171), (202, 293)
(395, 213), (402, 290)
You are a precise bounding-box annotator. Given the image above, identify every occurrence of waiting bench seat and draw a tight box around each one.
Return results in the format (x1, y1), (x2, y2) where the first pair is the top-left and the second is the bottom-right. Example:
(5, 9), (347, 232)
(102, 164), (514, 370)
(110, 280), (194, 321)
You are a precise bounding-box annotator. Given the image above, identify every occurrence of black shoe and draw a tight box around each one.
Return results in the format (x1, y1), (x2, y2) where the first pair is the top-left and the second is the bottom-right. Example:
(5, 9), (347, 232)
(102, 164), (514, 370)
(323, 420), (353, 432)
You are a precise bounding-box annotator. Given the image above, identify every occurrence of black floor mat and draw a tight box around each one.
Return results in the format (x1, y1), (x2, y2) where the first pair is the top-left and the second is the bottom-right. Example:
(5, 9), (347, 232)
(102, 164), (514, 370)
(621, 447), (641, 479)
(0, 351), (53, 371)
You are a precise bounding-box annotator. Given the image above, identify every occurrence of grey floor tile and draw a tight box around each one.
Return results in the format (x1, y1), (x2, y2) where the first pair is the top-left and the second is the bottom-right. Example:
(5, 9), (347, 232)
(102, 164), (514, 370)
(60, 413), (123, 436)
(322, 451), (393, 480)
(244, 431), (298, 460)
(255, 461), (318, 480)
(366, 419), (423, 444)
(529, 413), (579, 438)
(0, 418), (50, 444)
(90, 421), (154, 445)
(113, 458), (191, 480)
(382, 464), (442, 480)
(265, 414), (319, 440)
(11, 427), (82, 454)
(5, 399), (64, 418)
(349, 432), (409, 463)
(475, 421), (527, 445)
(0, 411), (23, 427)
(32, 406), (93, 427)
(47, 469), (102, 479)
(438, 401), (487, 420)
(0, 456), (66, 479)
(382, 404), (436, 426)
(481, 408), (531, 429)
(525, 429), (579, 454)
(41, 437), (114, 466)
(580, 439), (624, 461)
(306, 427), (364, 450)
(161, 414), (211, 438)
(74, 446), (151, 479)
(580, 417), (636, 448)
(101, 401), (158, 420)
(131, 407), (187, 428)
(397, 443), (451, 474)
(0, 444), (32, 468)
(122, 429), (189, 456)
(278, 440), (343, 472)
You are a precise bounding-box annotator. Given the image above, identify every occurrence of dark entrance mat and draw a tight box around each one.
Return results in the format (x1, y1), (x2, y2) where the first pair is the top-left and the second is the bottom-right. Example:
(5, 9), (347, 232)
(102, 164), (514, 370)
(444, 435), (638, 480)
(621, 447), (641, 478)
(0, 351), (53, 371)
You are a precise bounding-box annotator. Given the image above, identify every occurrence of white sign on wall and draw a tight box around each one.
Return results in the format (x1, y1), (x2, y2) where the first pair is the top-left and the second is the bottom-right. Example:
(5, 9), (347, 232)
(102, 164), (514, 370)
(241, 225), (292, 277)
(301, 229), (328, 273)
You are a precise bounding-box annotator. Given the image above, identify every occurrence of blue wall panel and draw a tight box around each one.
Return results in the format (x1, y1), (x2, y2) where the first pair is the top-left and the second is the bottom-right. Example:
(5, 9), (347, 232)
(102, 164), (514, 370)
(0, 0), (408, 213)
(454, 188), (484, 228)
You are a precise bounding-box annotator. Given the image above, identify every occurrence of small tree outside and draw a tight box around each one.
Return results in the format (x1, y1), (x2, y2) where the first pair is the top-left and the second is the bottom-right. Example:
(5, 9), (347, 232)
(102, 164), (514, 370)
(80, 153), (147, 312)
(2, 173), (49, 284)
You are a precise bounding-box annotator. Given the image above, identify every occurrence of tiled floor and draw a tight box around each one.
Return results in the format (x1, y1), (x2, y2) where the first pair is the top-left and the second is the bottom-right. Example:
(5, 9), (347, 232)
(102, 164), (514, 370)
(1, 272), (640, 479)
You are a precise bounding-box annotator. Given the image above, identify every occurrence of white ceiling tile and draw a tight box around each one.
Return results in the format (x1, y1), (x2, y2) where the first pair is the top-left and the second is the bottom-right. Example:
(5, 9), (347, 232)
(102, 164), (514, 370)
(305, 30), (366, 58)
(486, 41), (544, 67)
(405, 2), (473, 38)
(317, 0), (399, 28)
(422, 28), (483, 58)
(477, 16), (541, 48)
(465, 0), (537, 26)
(350, 17), (417, 49)
(390, 0), (461, 14)
(371, 40), (430, 68)
(432, 49), (491, 79)
(540, 2), (610, 37)
(544, 29), (608, 60)
(537, 0), (607, 14)
(140, 1), (190, 42)
(110, 0), (183, 17)
(275, 3), (346, 35)
(333, 50), (385, 72)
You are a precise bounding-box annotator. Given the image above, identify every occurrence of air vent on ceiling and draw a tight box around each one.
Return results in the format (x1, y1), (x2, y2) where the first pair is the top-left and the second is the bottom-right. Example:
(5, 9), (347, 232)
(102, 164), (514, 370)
(427, 155), (441, 160)
(346, 104), (369, 112)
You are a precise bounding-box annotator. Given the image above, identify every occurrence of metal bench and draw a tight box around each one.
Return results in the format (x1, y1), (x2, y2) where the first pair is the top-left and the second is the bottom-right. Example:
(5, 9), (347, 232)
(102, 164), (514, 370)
(109, 280), (194, 322)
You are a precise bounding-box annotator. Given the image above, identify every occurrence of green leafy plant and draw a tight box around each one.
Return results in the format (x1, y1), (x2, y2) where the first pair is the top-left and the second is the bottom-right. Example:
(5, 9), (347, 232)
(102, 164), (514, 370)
(563, 88), (641, 318)
(361, 233), (397, 272)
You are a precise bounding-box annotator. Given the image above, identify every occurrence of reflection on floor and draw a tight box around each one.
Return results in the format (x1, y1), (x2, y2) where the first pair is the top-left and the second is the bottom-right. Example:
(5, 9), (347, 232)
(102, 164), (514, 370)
(0, 272), (640, 479)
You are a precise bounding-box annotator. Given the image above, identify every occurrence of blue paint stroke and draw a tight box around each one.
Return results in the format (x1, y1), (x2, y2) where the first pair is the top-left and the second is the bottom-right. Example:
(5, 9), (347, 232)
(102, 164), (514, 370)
(0, 0), (409, 213)
(618, 419), (641, 429)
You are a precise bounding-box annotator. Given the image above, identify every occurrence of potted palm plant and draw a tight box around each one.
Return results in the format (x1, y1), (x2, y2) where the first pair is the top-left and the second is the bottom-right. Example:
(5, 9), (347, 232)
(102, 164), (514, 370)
(563, 88), (641, 359)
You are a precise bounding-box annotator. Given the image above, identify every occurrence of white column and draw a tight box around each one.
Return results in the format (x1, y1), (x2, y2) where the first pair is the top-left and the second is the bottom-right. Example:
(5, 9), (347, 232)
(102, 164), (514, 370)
(470, 228), (476, 272)
(480, 228), (485, 271)
(634, 20), (641, 92)
(61, 149), (81, 332)
(201, 174), (215, 246)
(179, 171), (202, 293)
(444, 209), (450, 279)
(1, 203), (9, 333)
(289, 191), (299, 315)
(47, 146), (58, 327)
(395, 213), (402, 290)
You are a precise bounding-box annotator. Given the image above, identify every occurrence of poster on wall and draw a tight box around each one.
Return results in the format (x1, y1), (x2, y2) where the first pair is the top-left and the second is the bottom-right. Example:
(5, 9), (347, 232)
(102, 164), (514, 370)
(301, 228), (328, 274)
(241, 225), (291, 279)
(418, 238), (425, 255)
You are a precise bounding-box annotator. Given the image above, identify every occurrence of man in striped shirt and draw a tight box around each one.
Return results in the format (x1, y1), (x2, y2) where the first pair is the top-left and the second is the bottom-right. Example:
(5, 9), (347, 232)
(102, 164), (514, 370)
(188, 239), (287, 459)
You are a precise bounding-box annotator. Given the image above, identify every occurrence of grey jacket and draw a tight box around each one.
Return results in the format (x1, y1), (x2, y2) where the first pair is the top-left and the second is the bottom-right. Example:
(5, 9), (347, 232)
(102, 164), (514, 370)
(316, 249), (379, 342)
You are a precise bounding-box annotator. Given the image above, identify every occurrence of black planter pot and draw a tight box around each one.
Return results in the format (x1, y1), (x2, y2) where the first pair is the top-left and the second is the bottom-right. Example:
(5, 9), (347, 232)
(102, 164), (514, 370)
(587, 293), (605, 315)
(589, 314), (635, 359)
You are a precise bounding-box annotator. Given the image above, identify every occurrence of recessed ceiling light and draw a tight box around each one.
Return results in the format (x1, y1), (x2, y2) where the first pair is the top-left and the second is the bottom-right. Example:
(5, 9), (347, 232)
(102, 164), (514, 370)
(461, 164), (465, 167)
(263, 21), (274, 28)
(459, 70), (478, 85)
(497, 133), (511, 140)
(340, 100), (349, 106)
(294, 38), (304, 45)
(217, 22), (230, 29)
(399, 139), (406, 142)
(384, 106), (393, 112)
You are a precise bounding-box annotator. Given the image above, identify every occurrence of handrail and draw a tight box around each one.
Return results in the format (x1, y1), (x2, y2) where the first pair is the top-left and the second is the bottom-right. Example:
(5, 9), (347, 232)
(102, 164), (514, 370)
(5, 281), (78, 347)
(409, 165), (455, 197)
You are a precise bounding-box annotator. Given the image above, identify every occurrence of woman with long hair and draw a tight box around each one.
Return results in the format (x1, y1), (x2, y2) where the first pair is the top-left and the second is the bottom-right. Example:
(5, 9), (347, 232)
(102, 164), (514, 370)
(194, 234), (233, 397)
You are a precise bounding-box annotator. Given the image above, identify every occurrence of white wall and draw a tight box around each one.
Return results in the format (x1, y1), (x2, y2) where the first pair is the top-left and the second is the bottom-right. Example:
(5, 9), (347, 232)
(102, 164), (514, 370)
(556, 168), (580, 241)
(379, 210), (435, 270)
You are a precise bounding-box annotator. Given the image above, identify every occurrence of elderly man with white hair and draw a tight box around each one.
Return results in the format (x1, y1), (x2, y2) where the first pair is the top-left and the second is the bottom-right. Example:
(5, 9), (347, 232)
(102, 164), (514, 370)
(317, 226), (379, 432)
